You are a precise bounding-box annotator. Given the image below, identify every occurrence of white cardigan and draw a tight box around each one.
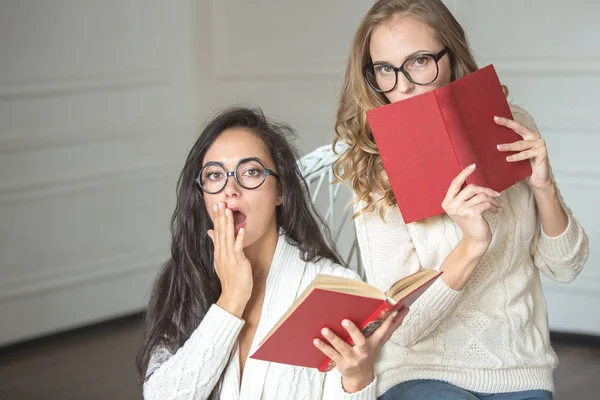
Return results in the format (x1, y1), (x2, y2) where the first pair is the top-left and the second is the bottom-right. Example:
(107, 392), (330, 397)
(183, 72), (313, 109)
(354, 106), (589, 395)
(143, 235), (378, 400)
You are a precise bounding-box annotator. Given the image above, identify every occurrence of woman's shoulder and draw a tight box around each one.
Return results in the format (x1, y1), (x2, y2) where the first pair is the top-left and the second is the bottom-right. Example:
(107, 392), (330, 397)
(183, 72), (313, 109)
(509, 104), (539, 132)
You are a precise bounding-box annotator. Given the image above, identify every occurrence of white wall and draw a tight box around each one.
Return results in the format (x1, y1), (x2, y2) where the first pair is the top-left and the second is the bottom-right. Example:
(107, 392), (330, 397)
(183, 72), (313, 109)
(448, 0), (600, 334)
(1, 0), (597, 345)
(0, 0), (198, 346)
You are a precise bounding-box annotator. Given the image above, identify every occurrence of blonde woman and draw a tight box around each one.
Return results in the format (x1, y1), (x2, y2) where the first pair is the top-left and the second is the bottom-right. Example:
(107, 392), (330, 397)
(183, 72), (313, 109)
(333, 1), (589, 399)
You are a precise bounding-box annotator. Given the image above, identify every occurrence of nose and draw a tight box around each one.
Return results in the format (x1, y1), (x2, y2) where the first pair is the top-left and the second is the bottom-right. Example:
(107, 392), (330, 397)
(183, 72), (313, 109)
(222, 175), (241, 198)
(395, 71), (415, 95)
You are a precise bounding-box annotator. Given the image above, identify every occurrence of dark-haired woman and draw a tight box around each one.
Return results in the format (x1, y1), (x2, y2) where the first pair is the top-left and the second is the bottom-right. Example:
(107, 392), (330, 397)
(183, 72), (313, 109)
(137, 106), (407, 399)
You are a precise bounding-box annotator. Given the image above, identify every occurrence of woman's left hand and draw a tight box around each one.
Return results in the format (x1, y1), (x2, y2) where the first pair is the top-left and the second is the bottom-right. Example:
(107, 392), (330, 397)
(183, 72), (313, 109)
(494, 116), (553, 191)
(313, 308), (408, 393)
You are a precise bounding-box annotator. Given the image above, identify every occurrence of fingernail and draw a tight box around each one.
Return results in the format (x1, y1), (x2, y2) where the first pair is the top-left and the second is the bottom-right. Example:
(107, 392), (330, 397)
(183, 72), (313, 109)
(506, 156), (512, 162)
(342, 320), (350, 328)
(313, 339), (321, 346)
(225, 208), (230, 217)
(213, 204), (218, 212)
(494, 116), (501, 121)
(469, 164), (476, 169)
(218, 202), (224, 209)
(238, 228), (244, 235)
(497, 144), (503, 150)
(391, 311), (399, 318)
(494, 191), (501, 196)
(322, 328), (331, 336)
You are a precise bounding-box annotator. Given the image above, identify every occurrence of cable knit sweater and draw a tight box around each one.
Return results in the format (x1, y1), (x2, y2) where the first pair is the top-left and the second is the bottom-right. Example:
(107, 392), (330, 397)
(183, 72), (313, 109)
(143, 235), (378, 400)
(353, 105), (589, 395)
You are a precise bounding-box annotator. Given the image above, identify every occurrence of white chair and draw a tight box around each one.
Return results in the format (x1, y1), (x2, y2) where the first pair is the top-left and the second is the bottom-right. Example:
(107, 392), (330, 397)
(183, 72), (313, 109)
(297, 143), (363, 277)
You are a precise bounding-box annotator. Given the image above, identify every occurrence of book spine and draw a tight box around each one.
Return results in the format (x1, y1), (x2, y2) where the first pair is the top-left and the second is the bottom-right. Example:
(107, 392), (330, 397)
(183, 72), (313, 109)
(435, 87), (488, 187)
(316, 300), (399, 373)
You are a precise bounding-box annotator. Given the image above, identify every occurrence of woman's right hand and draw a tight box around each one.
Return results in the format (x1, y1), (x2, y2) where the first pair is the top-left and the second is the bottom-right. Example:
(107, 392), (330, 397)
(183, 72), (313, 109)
(441, 164), (502, 257)
(208, 201), (253, 318)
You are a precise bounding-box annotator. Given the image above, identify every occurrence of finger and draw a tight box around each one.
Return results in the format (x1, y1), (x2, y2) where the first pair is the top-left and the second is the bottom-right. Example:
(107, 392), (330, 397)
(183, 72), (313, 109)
(216, 202), (227, 258)
(313, 338), (343, 366)
(233, 227), (245, 254)
(224, 208), (235, 255)
(443, 164), (476, 205)
(496, 140), (535, 152)
(207, 229), (215, 243)
(321, 328), (353, 360)
(342, 319), (366, 348)
(454, 184), (500, 203)
(465, 201), (498, 217)
(211, 205), (220, 253)
(461, 193), (502, 210)
(506, 146), (546, 162)
(372, 308), (409, 344)
(494, 116), (538, 139)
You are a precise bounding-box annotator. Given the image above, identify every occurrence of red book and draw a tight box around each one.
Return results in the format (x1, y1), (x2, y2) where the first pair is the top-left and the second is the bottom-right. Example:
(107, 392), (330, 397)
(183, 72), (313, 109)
(250, 269), (441, 371)
(366, 64), (532, 223)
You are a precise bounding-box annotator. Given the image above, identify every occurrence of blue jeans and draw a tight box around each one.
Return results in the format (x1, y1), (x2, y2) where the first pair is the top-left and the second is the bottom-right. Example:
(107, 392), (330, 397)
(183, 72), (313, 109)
(378, 380), (553, 400)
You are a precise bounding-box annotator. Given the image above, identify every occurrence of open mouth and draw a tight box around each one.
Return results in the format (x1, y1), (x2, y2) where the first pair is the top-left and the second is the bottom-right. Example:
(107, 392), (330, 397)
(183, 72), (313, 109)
(232, 210), (247, 231)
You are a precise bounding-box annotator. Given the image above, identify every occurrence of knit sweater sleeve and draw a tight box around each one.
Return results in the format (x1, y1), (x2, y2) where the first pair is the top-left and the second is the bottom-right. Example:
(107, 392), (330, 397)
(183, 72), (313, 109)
(143, 304), (244, 400)
(353, 202), (462, 347)
(511, 106), (590, 283)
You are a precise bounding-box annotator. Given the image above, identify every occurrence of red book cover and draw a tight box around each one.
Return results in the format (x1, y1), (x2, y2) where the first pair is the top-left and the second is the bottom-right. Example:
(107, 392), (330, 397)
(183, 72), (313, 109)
(366, 64), (532, 223)
(250, 269), (441, 371)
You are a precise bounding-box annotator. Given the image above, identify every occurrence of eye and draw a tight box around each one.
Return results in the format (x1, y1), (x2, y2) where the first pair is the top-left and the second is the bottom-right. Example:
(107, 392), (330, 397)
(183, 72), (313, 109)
(411, 55), (431, 67)
(204, 170), (224, 181)
(374, 63), (395, 75)
(243, 168), (262, 177)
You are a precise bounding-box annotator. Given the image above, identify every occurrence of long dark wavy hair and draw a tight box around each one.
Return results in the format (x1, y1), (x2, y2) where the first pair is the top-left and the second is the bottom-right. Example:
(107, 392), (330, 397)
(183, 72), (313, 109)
(136, 106), (343, 399)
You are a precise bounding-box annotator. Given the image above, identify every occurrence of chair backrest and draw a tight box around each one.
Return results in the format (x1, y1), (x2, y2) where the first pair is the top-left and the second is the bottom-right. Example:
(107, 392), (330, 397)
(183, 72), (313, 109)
(297, 143), (363, 276)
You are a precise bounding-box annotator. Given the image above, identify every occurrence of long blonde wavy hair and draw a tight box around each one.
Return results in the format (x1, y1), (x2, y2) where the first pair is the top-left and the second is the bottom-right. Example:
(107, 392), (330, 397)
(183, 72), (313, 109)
(333, 0), (480, 217)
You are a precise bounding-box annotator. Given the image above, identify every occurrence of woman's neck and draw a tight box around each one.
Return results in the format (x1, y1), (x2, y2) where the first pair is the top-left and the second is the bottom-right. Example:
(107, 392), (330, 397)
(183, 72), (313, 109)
(244, 225), (279, 291)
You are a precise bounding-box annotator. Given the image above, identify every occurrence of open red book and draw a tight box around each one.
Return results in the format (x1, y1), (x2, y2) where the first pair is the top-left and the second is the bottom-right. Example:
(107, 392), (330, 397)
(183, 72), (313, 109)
(250, 269), (441, 372)
(366, 64), (532, 223)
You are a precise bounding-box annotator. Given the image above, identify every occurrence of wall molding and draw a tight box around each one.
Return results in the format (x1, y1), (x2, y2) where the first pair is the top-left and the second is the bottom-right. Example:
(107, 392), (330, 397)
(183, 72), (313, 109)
(491, 59), (600, 76)
(209, 0), (342, 80)
(553, 170), (600, 189)
(0, 122), (186, 155)
(0, 165), (174, 206)
(0, 252), (165, 301)
(0, 70), (167, 101)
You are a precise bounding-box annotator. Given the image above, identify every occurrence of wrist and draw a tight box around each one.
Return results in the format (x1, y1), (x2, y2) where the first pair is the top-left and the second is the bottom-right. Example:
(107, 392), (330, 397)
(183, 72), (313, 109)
(342, 372), (374, 393)
(459, 237), (490, 259)
(217, 293), (248, 318)
(531, 180), (556, 198)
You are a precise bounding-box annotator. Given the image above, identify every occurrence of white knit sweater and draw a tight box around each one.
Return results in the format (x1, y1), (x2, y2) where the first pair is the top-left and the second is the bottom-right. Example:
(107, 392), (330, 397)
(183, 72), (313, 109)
(143, 235), (378, 400)
(353, 106), (589, 395)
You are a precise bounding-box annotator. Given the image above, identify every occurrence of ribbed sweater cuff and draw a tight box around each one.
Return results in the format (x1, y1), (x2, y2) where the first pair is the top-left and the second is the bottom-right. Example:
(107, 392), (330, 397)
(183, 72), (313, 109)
(538, 216), (583, 262)
(199, 304), (245, 345)
(340, 376), (378, 400)
(422, 276), (462, 314)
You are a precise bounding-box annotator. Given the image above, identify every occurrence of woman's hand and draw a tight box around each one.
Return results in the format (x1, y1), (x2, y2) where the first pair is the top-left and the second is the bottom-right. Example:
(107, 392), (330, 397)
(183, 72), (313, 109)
(313, 308), (409, 393)
(208, 201), (252, 318)
(442, 164), (502, 257)
(495, 116), (553, 191)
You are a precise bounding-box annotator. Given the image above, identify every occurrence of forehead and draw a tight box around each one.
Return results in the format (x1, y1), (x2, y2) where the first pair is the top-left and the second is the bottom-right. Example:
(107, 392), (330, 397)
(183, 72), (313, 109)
(370, 15), (440, 63)
(202, 128), (273, 168)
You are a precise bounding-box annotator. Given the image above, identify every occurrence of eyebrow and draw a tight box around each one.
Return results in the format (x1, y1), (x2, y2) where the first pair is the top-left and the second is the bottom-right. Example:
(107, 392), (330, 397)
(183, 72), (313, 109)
(202, 157), (267, 168)
(372, 49), (433, 65)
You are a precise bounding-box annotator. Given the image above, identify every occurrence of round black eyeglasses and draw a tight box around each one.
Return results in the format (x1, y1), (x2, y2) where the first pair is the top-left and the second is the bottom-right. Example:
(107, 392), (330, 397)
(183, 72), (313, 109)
(195, 157), (279, 194)
(363, 48), (449, 93)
